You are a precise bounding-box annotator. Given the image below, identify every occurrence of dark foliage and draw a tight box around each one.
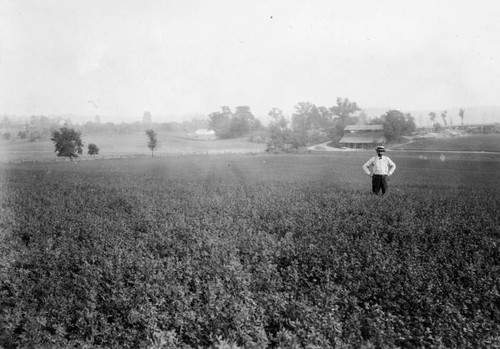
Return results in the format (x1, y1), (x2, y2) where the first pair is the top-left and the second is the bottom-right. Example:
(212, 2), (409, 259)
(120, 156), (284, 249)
(50, 127), (84, 160)
(88, 143), (100, 158)
(208, 106), (261, 139)
(370, 110), (416, 143)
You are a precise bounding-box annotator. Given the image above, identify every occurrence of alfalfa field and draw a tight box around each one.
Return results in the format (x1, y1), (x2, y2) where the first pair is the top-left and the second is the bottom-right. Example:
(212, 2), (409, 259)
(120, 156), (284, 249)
(0, 147), (499, 348)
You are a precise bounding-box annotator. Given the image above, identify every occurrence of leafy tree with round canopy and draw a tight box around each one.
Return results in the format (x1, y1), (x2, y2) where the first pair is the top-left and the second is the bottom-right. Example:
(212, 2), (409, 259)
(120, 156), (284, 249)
(230, 106), (257, 137)
(208, 106), (233, 139)
(50, 127), (83, 160)
(371, 110), (416, 143)
(88, 143), (99, 159)
(291, 102), (318, 133)
(329, 97), (361, 144)
(331, 97), (360, 122)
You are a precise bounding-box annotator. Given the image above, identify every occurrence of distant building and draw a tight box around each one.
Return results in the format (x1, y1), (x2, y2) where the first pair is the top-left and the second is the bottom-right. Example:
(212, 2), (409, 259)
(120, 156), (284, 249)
(339, 124), (386, 149)
(194, 129), (216, 140)
(195, 129), (215, 135)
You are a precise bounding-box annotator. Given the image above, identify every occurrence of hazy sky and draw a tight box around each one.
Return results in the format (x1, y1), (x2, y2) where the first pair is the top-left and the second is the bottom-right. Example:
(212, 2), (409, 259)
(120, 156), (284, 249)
(1, 0), (499, 122)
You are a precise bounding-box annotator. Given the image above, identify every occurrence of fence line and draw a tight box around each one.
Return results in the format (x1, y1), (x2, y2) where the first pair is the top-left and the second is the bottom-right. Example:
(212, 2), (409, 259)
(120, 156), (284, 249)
(4, 149), (266, 164)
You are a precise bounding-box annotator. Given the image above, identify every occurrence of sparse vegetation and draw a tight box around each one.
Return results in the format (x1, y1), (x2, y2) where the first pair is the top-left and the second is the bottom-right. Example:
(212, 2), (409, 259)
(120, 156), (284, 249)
(459, 108), (465, 125)
(441, 110), (448, 126)
(145, 129), (159, 157)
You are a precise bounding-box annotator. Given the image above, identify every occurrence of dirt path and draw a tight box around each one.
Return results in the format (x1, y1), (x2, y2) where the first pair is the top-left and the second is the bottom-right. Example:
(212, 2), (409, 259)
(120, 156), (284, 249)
(307, 142), (357, 152)
(308, 138), (500, 155)
(387, 136), (415, 149)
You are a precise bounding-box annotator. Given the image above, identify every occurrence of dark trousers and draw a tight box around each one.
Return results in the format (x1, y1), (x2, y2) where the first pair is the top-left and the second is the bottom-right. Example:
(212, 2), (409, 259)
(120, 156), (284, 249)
(372, 174), (388, 195)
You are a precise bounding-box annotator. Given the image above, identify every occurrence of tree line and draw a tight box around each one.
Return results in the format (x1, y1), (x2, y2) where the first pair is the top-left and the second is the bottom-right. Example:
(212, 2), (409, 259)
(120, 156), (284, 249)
(6, 97), (422, 159)
(210, 98), (415, 152)
(0, 114), (210, 141)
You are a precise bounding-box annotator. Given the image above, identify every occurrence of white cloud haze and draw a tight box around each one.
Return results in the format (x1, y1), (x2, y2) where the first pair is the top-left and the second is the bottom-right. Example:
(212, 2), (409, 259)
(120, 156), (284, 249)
(1, 0), (499, 122)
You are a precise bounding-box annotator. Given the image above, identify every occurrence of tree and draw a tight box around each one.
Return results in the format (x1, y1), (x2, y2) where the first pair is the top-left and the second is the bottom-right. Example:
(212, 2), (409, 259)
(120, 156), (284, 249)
(268, 108), (288, 129)
(145, 129), (158, 157)
(18, 131), (27, 139)
(331, 97), (360, 122)
(88, 143), (99, 159)
(230, 106), (256, 137)
(208, 106), (232, 139)
(267, 108), (290, 151)
(441, 110), (448, 126)
(51, 127), (84, 160)
(292, 102), (317, 132)
(428, 112), (437, 126)
(315, 106), (334, 129)
(380, 110), (416, 143)
(291, 102), (320, 145)
(459, 108), (465, 125)
(330, 97), (361, 144)
(182, 118), (209, 133)
(2, 132), (11, 140)
(289, 130), (307, 153)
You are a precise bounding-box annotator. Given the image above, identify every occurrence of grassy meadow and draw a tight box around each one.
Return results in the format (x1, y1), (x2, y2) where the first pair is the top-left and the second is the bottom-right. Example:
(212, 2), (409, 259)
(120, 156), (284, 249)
(396, 133), (500, 152)
(1, 150), (499, 348)
(0, 131), (266, 162)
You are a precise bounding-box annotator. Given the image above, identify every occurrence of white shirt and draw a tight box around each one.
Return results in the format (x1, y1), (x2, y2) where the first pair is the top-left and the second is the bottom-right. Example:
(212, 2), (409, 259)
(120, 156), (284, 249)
(363, 155), (396, 176)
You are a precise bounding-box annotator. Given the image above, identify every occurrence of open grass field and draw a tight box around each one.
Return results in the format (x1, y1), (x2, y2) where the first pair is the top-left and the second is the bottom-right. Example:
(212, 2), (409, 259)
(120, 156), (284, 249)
(396, 133), (500, 152)
(2, 131), (499, 164)
(0, 132), (266, 162)
(1, 152), (499, 348)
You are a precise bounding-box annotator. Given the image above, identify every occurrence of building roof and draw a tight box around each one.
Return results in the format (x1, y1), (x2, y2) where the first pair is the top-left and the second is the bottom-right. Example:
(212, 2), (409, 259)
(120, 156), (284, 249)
(339, 132), (386, 144)
(344, 124), (384, 131)
(195, 129), (215, 135)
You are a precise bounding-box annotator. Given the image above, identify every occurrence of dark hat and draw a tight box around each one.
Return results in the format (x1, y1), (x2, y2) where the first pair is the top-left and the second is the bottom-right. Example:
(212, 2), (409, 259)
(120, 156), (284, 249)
(376, 146), (385, 152)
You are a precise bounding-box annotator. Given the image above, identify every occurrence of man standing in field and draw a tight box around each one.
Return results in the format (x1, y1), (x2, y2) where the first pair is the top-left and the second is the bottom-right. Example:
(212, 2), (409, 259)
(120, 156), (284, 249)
(363, 146), (396, 195)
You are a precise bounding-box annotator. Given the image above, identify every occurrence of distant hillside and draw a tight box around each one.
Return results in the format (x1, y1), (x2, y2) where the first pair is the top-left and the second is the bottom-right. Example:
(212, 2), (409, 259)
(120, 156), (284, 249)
(363, 106), (500, 127)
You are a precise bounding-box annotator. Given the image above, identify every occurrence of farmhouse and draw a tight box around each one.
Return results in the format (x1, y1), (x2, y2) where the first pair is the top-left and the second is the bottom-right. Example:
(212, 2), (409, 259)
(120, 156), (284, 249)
(339, 124), (386, 149)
